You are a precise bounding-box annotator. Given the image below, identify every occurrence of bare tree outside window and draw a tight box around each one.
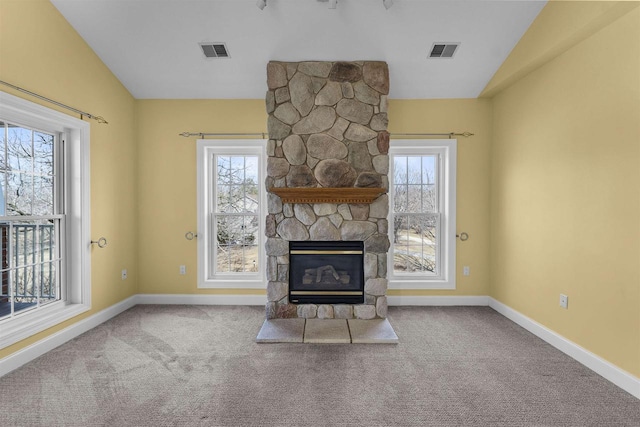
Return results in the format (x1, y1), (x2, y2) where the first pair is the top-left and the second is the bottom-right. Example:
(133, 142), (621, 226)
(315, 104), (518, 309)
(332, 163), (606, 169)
(214, 155), (259, 273)
(393, 155), (439, 274)
(0, 121), (58, 319)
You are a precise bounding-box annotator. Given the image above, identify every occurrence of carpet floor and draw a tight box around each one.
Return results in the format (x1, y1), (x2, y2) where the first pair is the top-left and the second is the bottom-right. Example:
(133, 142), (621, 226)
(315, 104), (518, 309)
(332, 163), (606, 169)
(0, 305), (638, 426)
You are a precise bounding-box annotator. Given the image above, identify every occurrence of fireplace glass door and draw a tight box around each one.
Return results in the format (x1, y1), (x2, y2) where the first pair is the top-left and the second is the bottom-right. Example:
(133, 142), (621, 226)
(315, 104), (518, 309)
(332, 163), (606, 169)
(289, 241), (364, 304)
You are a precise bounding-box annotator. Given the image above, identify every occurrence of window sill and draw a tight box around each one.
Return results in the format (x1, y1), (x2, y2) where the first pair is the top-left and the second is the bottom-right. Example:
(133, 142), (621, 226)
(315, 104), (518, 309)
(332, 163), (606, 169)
(0, 302), (91, 350)
(388, 278), (456, 290)
(198, 278), (266, 289)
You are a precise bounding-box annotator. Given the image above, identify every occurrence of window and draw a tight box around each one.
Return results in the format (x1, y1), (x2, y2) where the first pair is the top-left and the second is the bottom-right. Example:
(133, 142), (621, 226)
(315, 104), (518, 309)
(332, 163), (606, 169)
(0, 122), (61, 317)
(388, 139), (456, 289)
(0, 91), (91, 349)
(197, 140), (266, 288)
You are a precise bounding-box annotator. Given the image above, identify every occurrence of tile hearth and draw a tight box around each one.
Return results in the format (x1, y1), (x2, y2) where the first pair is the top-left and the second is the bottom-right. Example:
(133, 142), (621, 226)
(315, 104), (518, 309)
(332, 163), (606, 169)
(256, 318), (398, 344)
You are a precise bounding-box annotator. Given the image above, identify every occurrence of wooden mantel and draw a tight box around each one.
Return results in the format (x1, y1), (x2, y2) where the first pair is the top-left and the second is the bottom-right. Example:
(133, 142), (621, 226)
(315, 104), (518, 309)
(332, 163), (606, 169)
(270, 187), (386, 204)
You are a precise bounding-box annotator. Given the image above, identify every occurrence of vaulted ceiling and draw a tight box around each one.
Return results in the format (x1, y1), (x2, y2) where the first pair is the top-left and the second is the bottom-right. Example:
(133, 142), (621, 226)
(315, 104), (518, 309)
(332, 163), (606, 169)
(51, 0), (546, 99)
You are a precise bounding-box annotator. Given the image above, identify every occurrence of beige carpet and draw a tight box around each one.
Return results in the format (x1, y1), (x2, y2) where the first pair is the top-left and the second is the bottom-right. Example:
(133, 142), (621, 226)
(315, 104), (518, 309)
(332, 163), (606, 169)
(0, 305), (638, 426)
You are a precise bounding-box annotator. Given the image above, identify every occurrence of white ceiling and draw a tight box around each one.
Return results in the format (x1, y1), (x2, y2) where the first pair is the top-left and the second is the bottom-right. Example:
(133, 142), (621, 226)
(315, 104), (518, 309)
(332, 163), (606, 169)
(50, 0), (546, 99)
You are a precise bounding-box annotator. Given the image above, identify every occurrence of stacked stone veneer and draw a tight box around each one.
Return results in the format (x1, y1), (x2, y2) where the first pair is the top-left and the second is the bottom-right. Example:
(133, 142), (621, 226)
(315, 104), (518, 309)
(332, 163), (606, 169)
(265, 61), (390, 320)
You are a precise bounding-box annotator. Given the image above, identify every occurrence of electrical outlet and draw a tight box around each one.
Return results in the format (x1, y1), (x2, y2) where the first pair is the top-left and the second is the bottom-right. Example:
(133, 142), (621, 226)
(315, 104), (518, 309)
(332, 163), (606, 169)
(179, 265), (186, 275)
(121, 269), (127, 280)
(559, 294), (568, 309)
(463, 266), (470, 276)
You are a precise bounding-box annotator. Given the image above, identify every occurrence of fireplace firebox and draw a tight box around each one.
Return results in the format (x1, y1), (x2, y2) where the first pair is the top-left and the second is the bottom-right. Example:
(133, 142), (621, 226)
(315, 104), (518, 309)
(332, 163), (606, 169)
(289, 241), (364, 305)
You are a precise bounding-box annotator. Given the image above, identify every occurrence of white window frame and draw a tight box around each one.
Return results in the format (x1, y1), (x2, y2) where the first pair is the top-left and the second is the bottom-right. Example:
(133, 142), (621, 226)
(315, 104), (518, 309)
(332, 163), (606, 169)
(388, 139), (456, 290)
(0, 91), (91, 349)
(196, 139), (266, 288)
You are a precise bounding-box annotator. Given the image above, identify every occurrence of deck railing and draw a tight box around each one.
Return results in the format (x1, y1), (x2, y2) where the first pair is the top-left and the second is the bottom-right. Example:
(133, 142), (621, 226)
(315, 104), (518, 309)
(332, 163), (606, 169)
(0, 222), (59, 313)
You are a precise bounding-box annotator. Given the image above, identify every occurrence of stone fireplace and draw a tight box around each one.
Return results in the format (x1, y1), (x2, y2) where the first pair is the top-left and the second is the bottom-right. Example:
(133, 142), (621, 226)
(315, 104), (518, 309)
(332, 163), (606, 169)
(265, 61), (390, 320)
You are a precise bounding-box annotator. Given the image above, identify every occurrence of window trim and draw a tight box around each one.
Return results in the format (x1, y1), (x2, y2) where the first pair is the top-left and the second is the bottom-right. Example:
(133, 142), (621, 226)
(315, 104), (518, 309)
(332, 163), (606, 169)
(388, 139), (456, 290)
(0, 91), (91, 349)
(196, 139), (266, 288)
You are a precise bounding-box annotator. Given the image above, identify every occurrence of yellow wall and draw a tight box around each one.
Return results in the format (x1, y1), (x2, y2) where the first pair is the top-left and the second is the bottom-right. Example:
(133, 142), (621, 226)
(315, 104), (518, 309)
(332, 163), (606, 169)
(490, 5), (640, 376)
(135, 99), (492, 298)
(0, 0), (137, 358)
(387, 99), (492, 297)
(135, 100), (267, 295)
(481, 1), (639, 98)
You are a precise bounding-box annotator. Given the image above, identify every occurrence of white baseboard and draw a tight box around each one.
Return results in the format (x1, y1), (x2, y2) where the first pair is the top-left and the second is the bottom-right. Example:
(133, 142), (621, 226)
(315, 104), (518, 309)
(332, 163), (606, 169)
(489, 297), (640, 399)
(136, 293), (266, 306)
(388, 295), (490, 306)
(0, 293), (265, 378)
(0, 295), (137, 378)
(3, 292), (637, 400)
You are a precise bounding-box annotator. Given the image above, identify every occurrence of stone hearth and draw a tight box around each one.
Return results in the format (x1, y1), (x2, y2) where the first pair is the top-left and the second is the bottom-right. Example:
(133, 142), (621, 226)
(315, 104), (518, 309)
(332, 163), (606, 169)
(265, 61), (390, 320)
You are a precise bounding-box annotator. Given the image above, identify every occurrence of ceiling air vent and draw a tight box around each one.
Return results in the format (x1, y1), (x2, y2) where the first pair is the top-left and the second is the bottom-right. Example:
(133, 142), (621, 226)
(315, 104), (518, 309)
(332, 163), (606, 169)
(429, 43), (460, 58)
(199, 43), (230, 58)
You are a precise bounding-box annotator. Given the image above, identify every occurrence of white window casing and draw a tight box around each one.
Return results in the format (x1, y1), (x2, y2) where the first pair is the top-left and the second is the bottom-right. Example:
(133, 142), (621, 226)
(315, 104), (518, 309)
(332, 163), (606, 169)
(388, 139), (456, 290)
(196, 139), (266, 288)
(0, 91), (91, 349)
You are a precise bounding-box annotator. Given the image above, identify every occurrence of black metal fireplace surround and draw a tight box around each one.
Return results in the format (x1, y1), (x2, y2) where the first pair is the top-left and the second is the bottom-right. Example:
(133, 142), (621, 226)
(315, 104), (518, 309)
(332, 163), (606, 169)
(289, 241), (364, 304)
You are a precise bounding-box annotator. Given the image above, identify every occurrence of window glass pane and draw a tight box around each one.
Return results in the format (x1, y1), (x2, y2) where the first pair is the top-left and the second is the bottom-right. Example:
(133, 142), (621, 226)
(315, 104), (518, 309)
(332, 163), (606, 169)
(0, 126), (55, 217)
(216, 215), (244, 273)
(422, 156), (436, 185)
(244, 184), (258, 213)
(6, 125), (32, 174)
(33, 176), (54, 216)
(0, 172), (6, 216)
(406, 156), (422, 182)
(216, 155), (260, 215)
(216, 215), (242, 246)
(215, 216), (232, 273)
(393, 214), (410, 272)
(423, 184), (437, 213)
(394, 156), (407, 184)
(39, 261), (58, 304)
(407, 185), (422, 213)
(394, 183), (408, 212)
(242, 216), (259, 272)
(217, 156), (232, 185)
(215, 215), (259, 274)
(7, 172), (33, 215)
(228, 185), (245, 213)
(243, 215), (259, 245)
(5, 219), (60, 311)
(216, 184), (231, 212)
(13, 225), (36, 312)
(244, 156), (259, 184)
(216, 183), (231, 212)
(392, 213), (408, 244)
(229, 156), (246, 184)
(33, 220), (57, 263)
(33, 131), (54, 177)
(422, 155), (437, 213)
(0, 121), (6, 172)
(393, 214), (437, 274)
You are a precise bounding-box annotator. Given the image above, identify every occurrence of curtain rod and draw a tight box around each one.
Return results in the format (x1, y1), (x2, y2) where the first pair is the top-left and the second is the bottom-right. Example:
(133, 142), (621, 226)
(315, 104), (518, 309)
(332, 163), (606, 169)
(179, 132), (267, 138)
(391, 132), (473, 139)
(179, 131), (474, 139)
(0, 80), (108, 124)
